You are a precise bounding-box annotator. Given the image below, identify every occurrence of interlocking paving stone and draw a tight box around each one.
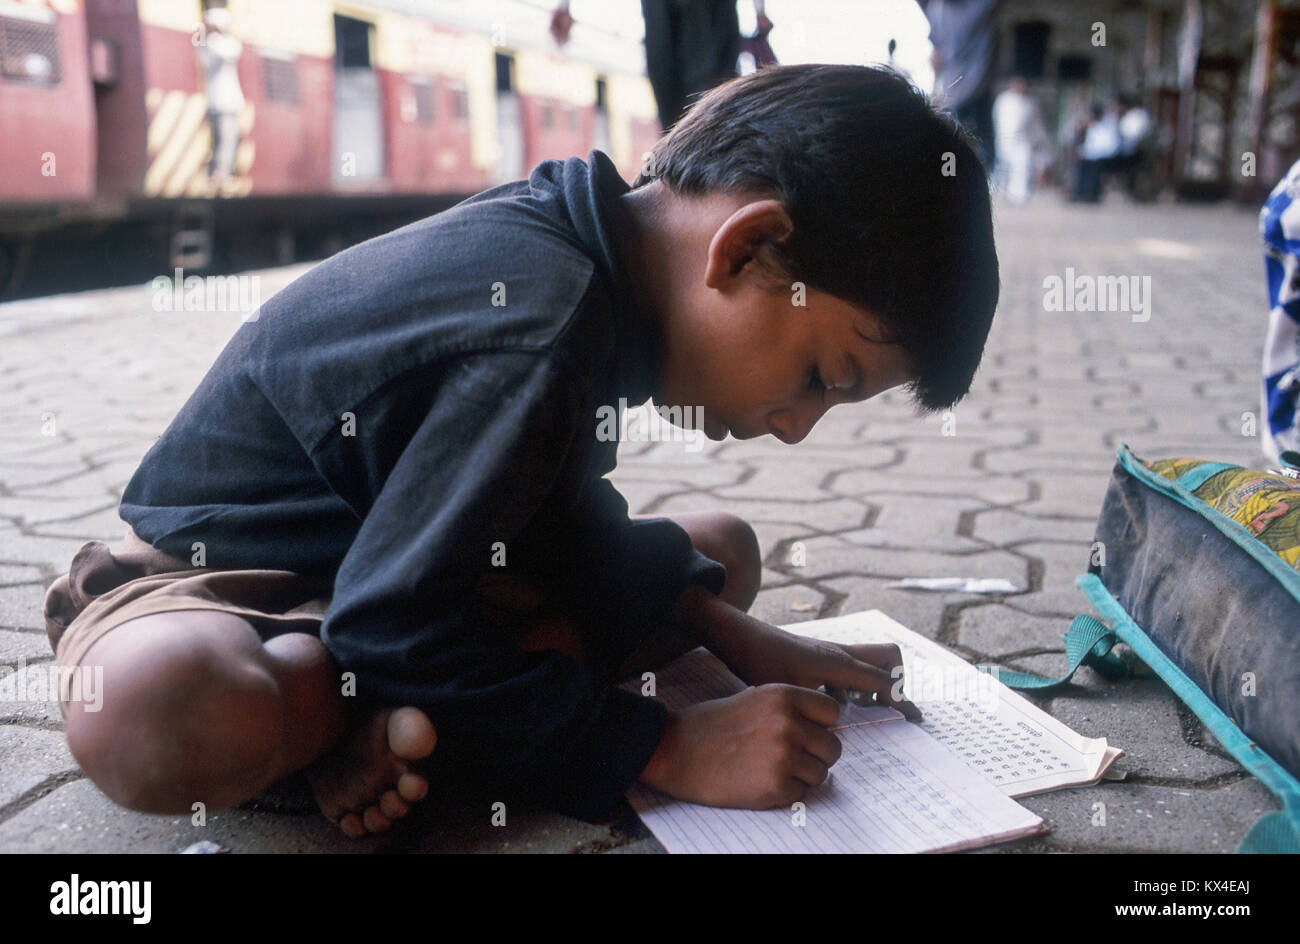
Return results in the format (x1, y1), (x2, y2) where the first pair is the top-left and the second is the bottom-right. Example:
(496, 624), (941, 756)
(969, 508), (1099, 545)
(654, 494), (872, 531)
(751, 585), (829, 627)
(822, 576), (974, 641)
(954, 604), (1071, 657)
(1004, 540), (1101, 617)
(837, 494), (991, 552)
(1018, 472), (1113, 517)
(789, 539), (1029, 586)
(828, 469), (1034, 505)
(0, 628), (55, 661)
(0, 564), (46, 586)
(0, 727), (76, 805)
(24, 506), (126, 541)
(1010, 778), (1279, 854)
(0, 532), (107, 569)
(0, 778), (381, 854)
(0, 660), (67, 725)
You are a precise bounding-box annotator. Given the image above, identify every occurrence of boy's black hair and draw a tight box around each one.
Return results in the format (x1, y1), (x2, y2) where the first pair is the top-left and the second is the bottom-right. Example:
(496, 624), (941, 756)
(632, 64), (999, 412)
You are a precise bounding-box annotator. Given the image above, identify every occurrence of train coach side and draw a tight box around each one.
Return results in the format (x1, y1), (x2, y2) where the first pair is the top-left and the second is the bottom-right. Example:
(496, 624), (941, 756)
(0, 0), (95, 207)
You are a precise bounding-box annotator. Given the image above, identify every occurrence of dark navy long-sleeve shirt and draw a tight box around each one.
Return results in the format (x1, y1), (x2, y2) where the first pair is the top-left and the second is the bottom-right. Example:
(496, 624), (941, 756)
(118, 151), (727, 819)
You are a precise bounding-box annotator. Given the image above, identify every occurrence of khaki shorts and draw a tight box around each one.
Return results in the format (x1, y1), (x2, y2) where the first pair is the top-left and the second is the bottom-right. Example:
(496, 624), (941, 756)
(42, 527), (566, 682)
(43, 525), (334, 676)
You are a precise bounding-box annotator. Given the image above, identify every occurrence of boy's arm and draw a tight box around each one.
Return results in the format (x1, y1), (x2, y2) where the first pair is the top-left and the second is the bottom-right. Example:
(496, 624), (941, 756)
(666, 581), (923, 720)
(541, 475), (727, 670)
(316, 349), (668, 820)
(548, 478), (918, 718)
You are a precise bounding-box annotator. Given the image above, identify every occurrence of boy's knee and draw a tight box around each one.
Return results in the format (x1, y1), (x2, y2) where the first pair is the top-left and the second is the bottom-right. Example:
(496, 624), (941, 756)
(66, 615), (281, 812)
(702, 513), (761, 611)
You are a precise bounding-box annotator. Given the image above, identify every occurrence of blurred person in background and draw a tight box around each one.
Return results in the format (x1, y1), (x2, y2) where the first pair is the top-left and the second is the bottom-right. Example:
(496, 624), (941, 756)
(920, 0), (1001, 169)
(1115, 94), (1155, 200)
(992, 75), (1049, 204)
(199, 6), (244, 190)
(552, 1), (772, 133)
(1072, 101), (1122, 203)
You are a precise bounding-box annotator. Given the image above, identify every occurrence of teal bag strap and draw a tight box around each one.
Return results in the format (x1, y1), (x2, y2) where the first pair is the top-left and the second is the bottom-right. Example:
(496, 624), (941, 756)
(1238, 800), (1300, 853)
(990, 573), (1300, 853)
(978, 614), (1129, 691)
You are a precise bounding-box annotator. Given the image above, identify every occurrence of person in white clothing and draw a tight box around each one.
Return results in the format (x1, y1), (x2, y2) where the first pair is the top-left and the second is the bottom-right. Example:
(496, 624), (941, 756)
(199, 7), (245, 186)
(992, 76), (1049, 205)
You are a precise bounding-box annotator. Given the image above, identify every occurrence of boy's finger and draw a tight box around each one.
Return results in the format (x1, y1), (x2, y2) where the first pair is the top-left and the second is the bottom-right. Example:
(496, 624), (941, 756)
(789, 752), (831, 789)
(795, 716), (843, 767)
(826, 660), (923, 722)
(844, 643), (903, 671)
(779, 684), (843, 727)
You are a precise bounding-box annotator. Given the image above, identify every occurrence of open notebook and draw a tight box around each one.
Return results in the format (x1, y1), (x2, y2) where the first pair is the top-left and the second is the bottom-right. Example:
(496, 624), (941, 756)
(625, 610), (1122, 854)
(783, 611), (1124, 798)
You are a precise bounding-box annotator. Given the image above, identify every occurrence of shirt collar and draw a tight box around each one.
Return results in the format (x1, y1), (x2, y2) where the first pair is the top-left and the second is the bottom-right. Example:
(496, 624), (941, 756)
(552, 150), (663, 407)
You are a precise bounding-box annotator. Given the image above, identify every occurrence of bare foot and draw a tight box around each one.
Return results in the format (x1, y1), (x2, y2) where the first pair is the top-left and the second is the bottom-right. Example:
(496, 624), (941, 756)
(306, 706), (437, 838)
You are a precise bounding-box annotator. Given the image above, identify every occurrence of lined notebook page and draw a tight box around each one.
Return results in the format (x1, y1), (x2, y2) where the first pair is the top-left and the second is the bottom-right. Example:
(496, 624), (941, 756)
(625, 649), (1045, 854)
(781, 611), (1121, 797)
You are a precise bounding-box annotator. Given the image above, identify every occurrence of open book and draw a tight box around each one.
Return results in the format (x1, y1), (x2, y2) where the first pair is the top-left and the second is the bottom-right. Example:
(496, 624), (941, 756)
(625, 610), (1122, 854)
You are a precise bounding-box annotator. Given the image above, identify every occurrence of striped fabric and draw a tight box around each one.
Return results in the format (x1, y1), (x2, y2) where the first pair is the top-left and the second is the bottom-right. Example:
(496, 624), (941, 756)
(1261, 159), (1300, 463)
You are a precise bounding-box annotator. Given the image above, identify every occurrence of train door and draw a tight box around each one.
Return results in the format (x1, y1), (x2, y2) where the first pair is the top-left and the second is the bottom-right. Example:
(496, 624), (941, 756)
(332, 14), (384, 182)
(495, 51), (523, 182)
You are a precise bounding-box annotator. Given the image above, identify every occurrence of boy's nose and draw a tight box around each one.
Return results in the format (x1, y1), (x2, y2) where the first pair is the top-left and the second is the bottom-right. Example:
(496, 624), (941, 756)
(769, 403), (827, 444)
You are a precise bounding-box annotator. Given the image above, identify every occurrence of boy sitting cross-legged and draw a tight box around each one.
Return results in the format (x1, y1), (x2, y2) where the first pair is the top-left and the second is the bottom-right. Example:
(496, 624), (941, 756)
(44, 64), (998, 837)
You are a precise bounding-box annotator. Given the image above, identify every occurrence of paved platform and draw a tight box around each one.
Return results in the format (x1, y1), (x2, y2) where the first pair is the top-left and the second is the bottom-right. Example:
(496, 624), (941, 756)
(0, 193), (1280, 853)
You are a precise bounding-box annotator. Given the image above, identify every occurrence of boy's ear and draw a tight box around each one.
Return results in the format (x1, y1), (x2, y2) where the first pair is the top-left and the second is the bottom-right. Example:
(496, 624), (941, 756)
(703, 199), (794, 290)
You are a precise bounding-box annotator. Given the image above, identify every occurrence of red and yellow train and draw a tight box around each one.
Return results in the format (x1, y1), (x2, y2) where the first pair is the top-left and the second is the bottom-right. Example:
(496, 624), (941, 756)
(0, 0), (662, 293)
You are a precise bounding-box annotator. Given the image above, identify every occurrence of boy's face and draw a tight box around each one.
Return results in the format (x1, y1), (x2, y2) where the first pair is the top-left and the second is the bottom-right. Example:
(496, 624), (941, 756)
(651, 198), (917, 445)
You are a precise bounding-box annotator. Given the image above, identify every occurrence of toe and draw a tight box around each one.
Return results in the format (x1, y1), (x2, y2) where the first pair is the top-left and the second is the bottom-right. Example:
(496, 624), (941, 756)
(397, 770), (428, 803)
(363, 807), (392, 833)
(388, 707), (437, 760)
(380, 789), (408, 820)
(338, 813), (366, 839)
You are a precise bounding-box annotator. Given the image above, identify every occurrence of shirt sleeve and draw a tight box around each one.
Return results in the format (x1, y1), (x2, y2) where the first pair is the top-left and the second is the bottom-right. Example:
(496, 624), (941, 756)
(542, 476), (728, 672)
(316, 348), (668, 820)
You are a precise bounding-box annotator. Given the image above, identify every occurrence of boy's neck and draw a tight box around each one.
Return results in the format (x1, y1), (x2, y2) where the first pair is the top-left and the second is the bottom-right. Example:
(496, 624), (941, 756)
(615, 182), (682, 352)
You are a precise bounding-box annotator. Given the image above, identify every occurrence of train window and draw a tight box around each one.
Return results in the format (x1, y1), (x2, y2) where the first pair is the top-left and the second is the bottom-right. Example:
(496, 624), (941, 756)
(449, 81), (469, 121)
(412, 78), (436, 123)
(262, 52), (299, 105)
(541, 100), (553, 130)
(0, 13), (62, 86)
(568, 104), (580, 133)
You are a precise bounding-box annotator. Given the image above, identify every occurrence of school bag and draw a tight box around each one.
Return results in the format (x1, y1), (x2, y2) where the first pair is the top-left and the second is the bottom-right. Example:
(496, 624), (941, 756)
(990, 444), (1300, 853)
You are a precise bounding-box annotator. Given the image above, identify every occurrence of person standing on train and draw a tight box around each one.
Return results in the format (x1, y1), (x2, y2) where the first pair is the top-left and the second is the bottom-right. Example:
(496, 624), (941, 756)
(198, 7), (245, 190)
(551, 1), (772, 133)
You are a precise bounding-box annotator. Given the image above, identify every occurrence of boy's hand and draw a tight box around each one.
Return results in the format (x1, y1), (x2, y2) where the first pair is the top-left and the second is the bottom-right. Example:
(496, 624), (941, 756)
(668, 586), (921, 721)
(639, 685), (843, 809)
(720, 627), (922, 721)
